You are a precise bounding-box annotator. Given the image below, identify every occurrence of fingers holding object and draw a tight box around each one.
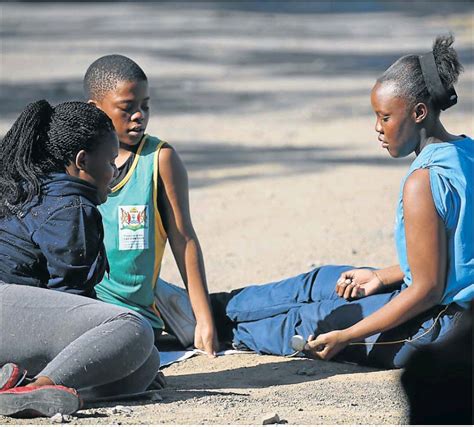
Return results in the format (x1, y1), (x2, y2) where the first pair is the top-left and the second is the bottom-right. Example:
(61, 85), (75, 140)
(336, 275), (353, 296)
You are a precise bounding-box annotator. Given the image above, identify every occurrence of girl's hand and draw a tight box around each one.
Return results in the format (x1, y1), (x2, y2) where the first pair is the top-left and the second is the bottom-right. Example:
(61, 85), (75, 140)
(336, 268), (383, 300)
(194, 320), (219, 357)
(304, 331), (349, 360)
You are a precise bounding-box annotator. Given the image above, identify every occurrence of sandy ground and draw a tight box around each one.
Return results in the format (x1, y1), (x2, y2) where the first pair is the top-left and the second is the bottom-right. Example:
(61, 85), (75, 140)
(0, 1), (473, 425)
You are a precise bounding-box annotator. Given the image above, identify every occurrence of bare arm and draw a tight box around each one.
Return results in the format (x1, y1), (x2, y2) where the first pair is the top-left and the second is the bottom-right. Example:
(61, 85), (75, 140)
(158, 146), (218, 356)
(375, 265), (405, 287)
(307, 169), (447, 359)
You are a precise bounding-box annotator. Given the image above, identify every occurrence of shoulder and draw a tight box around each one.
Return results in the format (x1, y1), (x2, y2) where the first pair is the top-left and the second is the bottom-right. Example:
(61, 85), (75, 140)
(158, 145), (187, 179)
(402, 169), (437, 218)
(403, 169), (431, 198)
(39, 198), (100, 228)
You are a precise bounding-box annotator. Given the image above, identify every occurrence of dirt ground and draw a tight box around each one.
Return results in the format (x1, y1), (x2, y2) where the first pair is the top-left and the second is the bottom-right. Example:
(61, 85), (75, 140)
(0, 1), (473, 425)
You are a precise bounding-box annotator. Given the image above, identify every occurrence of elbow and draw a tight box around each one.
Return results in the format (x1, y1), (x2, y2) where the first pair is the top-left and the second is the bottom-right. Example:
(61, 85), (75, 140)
(414, 283), (444, 308)
(425, 291), (443, 307)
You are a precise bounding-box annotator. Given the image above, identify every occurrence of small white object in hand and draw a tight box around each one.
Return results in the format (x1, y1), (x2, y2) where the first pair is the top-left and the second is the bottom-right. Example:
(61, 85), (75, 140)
(290, 334), (306, 352)
(345, 279), (352, 284)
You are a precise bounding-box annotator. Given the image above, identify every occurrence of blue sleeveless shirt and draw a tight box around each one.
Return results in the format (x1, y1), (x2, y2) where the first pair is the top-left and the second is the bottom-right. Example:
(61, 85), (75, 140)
(395, 136), (473, 308)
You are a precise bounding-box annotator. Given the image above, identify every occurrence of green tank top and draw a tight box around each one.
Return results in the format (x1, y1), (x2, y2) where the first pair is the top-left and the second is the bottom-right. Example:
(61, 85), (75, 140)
(96, 135), (167, 329)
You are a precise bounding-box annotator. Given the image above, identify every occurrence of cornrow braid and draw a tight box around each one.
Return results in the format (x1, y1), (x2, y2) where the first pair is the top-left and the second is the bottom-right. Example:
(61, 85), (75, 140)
(0, 100), (114, 218)
(84, 54), (147, 101)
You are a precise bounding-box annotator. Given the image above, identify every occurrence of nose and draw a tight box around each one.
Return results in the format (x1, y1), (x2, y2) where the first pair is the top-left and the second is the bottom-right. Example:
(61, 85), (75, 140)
(374, 117), (383, 134)
(131, 107), (147, 122)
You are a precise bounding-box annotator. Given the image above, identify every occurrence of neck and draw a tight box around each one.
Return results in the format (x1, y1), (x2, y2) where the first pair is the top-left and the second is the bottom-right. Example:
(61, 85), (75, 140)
(415, 119), (460, 155)
(116, 140), (141, 167)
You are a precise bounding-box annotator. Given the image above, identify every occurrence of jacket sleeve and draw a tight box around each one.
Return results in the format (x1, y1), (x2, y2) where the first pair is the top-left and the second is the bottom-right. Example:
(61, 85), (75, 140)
(32, 204), (107, 297)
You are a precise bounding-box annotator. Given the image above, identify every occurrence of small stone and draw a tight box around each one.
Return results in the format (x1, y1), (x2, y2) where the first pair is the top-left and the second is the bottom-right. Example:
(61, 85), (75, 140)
(296, 368), (317, 376)
(262, 412), (280, 424)
(110, 405), (133, 415)
(50, 413), (71, 423)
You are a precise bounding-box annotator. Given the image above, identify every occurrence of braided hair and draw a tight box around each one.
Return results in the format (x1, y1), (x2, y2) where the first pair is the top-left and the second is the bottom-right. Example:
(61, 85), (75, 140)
(0, 100), (114, 217)
(83, 54), (147, 101)
(377, 34), (464, 111)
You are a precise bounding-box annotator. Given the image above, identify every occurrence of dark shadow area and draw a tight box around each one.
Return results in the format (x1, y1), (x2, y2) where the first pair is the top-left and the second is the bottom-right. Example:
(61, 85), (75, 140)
(174, 141), (412, 189)
(1, 2), (472, 122)
(0, 77), (373, 120)
(0, 131), (411, 189)
(158, 357), (379, 404)
(401, 303), (473, 425)
(9, 1), (472, 17)
(204, 1), (474, 17)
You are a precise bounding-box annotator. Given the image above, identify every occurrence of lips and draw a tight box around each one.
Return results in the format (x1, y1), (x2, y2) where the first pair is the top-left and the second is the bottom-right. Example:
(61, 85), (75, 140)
(378, 136), (389, 149)
(129, 128), (143, 134)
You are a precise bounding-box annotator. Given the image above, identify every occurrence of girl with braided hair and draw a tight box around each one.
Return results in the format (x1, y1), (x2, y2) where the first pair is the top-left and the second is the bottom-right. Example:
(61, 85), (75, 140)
(0, 100), (162, 417)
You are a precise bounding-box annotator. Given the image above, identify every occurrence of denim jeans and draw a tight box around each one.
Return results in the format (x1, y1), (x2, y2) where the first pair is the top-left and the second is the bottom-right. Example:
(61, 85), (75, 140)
(225, 265), (463, 368)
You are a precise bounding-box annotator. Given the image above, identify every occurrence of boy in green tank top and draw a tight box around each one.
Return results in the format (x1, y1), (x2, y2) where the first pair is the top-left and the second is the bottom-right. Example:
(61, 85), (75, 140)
(84, 55), (218, 356)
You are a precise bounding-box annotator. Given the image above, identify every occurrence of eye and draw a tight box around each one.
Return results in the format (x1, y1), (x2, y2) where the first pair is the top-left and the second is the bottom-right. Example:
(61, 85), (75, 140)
(382, 116), (390, 122)
(142, 104), (149, 112)
(119, 104), (133, 114)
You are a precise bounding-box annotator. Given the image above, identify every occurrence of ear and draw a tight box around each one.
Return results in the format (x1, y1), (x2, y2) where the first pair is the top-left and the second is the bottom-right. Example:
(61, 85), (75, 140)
(75, 149), (89, 171)
(88, 99), (104, 112)
(413, 102), (428, 124)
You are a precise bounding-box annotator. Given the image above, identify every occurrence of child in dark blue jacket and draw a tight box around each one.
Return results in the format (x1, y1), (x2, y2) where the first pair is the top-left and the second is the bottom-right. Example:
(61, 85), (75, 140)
(0, 174), (108, 297)
(0, 100), (162, 418)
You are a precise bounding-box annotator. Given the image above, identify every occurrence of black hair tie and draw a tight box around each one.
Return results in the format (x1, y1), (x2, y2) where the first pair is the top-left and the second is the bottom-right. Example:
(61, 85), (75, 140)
(419, 52), (457, 111)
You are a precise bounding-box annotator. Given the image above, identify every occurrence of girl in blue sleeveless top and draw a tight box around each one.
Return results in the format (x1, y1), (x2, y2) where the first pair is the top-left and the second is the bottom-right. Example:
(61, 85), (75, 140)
(200, 34), (472, 369)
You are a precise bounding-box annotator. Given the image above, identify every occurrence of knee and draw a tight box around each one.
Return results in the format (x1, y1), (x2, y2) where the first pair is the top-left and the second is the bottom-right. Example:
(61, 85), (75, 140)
(148, 346), (161, 373)
(113, 311), (155, 354)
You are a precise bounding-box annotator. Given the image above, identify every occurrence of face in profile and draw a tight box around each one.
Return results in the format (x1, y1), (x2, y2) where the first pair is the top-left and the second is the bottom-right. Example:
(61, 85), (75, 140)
(77, 130), (119, 203)
(370, 82), (421, 158)
(92, 80), (150, 147)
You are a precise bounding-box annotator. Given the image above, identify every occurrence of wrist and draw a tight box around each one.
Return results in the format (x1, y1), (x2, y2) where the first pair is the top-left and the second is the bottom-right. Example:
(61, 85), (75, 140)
(338, 329), (354, 344)
(194, 311), (215, 326)
(373, 270), (385, 287)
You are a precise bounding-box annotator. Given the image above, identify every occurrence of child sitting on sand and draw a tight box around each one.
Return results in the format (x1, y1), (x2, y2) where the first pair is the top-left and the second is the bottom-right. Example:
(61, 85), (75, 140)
(84, 55), (218, 355)
(164, 34), (473, 369)
(0, 100), (161, 417)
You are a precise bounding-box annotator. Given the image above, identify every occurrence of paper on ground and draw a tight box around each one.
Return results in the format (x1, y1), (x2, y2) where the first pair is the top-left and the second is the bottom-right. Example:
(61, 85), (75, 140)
(159, 349), (251, 368)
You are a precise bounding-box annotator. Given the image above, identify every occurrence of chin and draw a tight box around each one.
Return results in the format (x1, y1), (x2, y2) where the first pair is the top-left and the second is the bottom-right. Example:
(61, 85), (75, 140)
(120, 138), (141, 147)
(98, 194), (108, 204)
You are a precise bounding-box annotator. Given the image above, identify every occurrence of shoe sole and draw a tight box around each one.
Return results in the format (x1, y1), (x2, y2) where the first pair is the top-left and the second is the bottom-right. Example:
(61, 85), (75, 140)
(0, 387), (80, 417)
(0, 364), (27, 391)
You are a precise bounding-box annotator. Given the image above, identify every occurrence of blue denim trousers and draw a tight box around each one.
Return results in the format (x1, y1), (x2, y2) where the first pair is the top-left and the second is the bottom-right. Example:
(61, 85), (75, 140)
(227, 265), (463, 368)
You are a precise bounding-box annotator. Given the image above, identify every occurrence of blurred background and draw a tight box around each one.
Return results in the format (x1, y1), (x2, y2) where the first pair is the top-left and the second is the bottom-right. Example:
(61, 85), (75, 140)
(1, 1), (473, 288)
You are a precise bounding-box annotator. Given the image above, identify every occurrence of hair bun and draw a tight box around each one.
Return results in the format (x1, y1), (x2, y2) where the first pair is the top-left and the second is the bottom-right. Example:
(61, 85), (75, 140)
(432, 34), (464, 89)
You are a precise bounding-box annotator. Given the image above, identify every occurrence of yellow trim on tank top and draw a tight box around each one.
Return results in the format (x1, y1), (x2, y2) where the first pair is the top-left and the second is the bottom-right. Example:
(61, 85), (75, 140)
(150, 301), (162, 319)
(152, 140), (168, 288)
(111, 135), (148, 193)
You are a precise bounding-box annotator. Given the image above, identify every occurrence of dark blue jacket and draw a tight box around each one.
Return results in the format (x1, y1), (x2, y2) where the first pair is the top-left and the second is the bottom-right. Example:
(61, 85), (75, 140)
(0, 173), (108, 297)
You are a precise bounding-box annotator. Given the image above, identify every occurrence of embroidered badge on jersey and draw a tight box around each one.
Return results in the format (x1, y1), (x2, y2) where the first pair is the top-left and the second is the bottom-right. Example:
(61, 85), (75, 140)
(118, 205), (149, 250)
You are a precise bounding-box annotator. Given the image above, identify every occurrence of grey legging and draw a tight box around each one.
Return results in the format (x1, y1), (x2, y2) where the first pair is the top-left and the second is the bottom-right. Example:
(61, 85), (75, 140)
(0, 284), (160, 399)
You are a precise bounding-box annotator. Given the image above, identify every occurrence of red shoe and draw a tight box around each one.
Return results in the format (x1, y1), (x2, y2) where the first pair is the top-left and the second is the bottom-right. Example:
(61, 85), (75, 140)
(0, 385), (82, 418)
(0, 364), (27, 392)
